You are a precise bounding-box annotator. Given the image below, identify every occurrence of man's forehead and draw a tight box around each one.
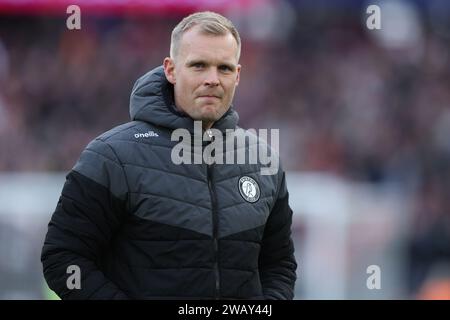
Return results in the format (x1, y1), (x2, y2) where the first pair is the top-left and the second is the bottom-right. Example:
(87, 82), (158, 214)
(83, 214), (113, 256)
(178, 27), (239, 63)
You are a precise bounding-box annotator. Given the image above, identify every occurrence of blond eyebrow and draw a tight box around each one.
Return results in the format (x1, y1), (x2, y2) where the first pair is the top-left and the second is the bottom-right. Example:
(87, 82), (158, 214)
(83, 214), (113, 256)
(186, 59), (207, 67)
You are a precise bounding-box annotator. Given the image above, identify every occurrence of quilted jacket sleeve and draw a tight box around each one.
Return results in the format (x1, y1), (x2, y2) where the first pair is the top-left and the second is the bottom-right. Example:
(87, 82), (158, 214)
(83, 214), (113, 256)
(41, 139), (130, 299)
(259, 169), (297, 300)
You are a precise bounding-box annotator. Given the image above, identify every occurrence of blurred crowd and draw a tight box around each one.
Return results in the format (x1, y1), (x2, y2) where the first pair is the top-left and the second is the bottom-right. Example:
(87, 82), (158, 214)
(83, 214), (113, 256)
(0, 5), (449, 298)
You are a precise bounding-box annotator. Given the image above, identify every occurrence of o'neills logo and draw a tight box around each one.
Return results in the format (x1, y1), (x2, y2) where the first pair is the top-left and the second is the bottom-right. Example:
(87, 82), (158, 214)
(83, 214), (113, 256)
(134, 131), (159, 138)
(170, 121), (279, 176)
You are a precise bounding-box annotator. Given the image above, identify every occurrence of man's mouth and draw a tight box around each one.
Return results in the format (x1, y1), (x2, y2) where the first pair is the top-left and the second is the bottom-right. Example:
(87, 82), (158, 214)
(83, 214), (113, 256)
(198, 95), (220, 99)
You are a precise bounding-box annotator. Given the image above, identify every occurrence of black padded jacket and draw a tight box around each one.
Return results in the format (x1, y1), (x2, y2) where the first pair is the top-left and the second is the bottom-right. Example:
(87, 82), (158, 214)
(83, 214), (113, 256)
(41, 66), (297, 300)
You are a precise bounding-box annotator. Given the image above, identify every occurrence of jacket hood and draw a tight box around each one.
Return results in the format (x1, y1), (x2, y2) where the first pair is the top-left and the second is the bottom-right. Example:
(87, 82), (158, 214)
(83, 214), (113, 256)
(129, 66), (239, 133)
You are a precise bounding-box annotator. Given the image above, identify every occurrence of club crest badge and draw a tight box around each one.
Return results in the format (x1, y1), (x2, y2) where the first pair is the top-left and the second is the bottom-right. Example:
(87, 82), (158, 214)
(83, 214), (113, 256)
(238, 176), (260, 203)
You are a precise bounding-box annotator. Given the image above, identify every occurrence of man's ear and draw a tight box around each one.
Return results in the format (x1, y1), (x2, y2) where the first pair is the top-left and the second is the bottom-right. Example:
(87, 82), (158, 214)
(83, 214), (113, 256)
(163, 57), (176, 84)
(235, 64), (241, 87)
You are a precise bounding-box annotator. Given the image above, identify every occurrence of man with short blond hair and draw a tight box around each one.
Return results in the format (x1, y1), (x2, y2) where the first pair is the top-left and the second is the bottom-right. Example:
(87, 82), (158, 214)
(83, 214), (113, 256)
(42, 11), (297, 300)
(170, 11), (241, 60)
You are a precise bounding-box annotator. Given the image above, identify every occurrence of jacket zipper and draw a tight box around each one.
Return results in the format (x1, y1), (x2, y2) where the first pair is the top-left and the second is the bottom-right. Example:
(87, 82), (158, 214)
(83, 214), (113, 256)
(207, 163), (220, 299)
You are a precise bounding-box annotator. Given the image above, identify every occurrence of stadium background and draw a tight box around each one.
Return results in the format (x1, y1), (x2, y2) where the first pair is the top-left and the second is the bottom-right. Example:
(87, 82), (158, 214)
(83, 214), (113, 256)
(0, 0), (449, 299)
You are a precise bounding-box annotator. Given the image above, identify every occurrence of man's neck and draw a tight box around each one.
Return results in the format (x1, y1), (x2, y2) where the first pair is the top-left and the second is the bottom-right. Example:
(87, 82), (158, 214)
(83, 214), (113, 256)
(172, 103), (214, 130)
(202, 121), (214, 131)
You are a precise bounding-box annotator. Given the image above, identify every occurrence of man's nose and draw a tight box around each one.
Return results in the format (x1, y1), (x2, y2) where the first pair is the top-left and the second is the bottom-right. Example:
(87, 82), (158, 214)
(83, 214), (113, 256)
(203, 68), (220, 86)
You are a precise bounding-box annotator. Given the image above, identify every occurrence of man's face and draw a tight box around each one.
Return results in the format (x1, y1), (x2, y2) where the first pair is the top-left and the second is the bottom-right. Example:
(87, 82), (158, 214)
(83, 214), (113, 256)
(164, 26), (241, 129)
